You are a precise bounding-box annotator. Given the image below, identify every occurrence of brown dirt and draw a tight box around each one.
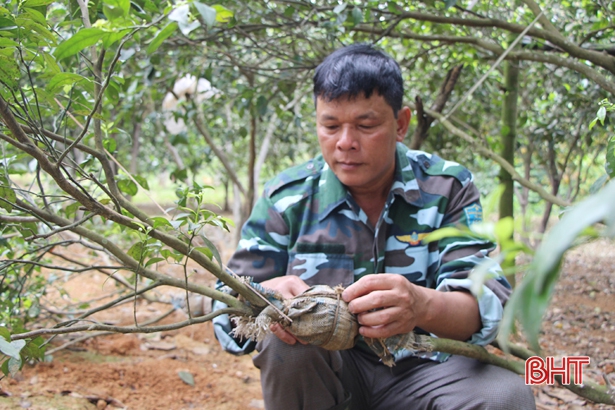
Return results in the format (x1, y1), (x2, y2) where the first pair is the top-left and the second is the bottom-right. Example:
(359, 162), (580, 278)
(0, 229), (614, 409)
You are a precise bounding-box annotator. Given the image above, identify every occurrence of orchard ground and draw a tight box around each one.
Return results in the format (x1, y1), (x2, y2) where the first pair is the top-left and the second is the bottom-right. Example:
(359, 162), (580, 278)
(0, 220), (613, 410)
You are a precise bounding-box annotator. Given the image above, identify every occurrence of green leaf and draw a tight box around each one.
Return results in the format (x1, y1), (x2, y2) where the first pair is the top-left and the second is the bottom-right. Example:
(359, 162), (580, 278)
(0, 54), (20, 88)
(0, 178), (16, 212)
(134, 175), (150, 190)
(588, 117), (598, 130)
(0, 338), (26, 360)
(444, 0), (457, 8)
(499, 178), (615, 352)
(64, 201), (80, 218)
(597, 106), (607, 125)
(283, 6), (295, 18)
(198, 234), (222, 270)
(606, 136), (615, 179)
(22, 337), (46, 361)
(468, 254), (502, 296)
(15, 17), (55, 44)
(7, 357), (21, 376)
(178, 370), (194, 386)
(117, 178), (138, 196)
(212, 4), (233, 22)
(22, 0), (55, 7)
(102, 29), (130, 48)
(127, 241), (145, 261)
(145, 257), (165, 267)
(42, 51), (61, 74)
(103, 138), (117, 152)
(146, 22), (177, 54)
(55, 28), (105, 60)
(350, 7), (363, 25)
(333, 4), (347, 14)
(46, 72), (91, 94)
(23, 8), (47, 26)
(103, 0), (130, 21)
(194, 2), (216, 29)
(0, 38), (18, 47)
(422, 227), (469, 243)
(256, 95), (268, 117)
(151, 216), (172, 229)
(0, 359), (8, 376)
(0, 327), (10, 342)
(494, 217), (514, 243)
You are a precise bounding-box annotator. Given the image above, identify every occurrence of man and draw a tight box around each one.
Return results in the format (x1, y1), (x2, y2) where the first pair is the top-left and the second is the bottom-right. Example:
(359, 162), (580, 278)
(213, 44), (535, 409)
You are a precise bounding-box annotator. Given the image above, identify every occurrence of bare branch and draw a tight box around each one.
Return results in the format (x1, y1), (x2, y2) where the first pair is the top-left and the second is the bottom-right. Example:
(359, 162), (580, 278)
(410, 65), (463, 150)
(407, 102), (571, 208)
(12, 308), (238, 341)
(0, 215), (38, 223)
(193, 107), (247, 197)
(443, 11), (544, 121)
(521, 0), (566, 41)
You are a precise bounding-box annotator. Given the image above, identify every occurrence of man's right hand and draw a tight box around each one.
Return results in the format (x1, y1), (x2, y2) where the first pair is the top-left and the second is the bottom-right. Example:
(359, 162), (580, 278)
(260, 276), (309, 345)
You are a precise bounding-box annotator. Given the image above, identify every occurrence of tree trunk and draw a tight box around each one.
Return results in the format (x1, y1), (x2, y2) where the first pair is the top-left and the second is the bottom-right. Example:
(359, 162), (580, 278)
(245, 113), (257, 221)
(540, 138), (561, 233)
(499, 61), (519, 288)
(410, 65), (463, 150)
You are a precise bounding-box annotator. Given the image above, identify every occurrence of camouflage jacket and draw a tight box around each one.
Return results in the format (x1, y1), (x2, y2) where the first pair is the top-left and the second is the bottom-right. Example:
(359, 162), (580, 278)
(213, 143), (511, 361)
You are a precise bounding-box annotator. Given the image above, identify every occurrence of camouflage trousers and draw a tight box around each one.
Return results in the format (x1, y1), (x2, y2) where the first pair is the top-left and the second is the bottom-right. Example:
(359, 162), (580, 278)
(253, 335), (535, 410)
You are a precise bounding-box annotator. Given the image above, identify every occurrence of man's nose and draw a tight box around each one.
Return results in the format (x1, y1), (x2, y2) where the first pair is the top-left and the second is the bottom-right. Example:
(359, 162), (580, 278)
(336, 125), (358, 150)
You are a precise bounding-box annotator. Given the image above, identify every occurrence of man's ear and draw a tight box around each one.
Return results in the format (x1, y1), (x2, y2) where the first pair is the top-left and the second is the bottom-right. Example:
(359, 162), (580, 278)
(396, 106), (412, 142)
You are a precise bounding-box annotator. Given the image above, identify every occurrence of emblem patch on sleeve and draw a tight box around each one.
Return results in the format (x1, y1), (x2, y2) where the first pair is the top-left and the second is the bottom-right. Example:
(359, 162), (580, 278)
(463, 204), (483, 225)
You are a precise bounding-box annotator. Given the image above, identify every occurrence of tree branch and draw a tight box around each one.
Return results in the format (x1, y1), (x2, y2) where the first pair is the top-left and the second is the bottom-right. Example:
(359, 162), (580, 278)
(386, 10), (615, 73)
(521, 0), (566, 42)
(410, 65), (463, 150)
(11, 308), (238, 341)
(407, 103), (571, 208)
(193, 107), (247, 197)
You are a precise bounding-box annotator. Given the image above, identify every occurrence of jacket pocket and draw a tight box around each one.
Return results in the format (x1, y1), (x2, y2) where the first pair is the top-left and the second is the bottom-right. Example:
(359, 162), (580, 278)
(287, 252), (354, 287)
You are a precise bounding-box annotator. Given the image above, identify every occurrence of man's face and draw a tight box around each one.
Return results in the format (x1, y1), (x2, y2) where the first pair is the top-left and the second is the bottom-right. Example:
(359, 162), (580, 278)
(316, 93), (410, 196)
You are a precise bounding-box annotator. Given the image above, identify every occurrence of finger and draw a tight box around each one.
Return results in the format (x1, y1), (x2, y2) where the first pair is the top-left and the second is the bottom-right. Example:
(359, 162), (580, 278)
(356, 307), (404, 327)
(358, 321), (405, 339)
(347, 289), (398, 314)
(342, 274), (398, 303)
(270, 323), (297, 345)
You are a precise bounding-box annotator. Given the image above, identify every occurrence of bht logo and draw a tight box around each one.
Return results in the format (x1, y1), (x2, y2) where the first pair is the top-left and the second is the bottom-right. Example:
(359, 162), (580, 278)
(525, 356), (590, 385)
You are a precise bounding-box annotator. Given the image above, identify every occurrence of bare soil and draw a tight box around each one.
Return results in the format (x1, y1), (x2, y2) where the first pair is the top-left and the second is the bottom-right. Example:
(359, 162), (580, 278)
(0, 226), (614, 410)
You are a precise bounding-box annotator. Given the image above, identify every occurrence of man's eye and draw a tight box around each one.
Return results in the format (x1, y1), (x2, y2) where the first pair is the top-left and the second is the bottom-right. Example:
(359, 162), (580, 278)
(324, 125), (338, 130)
(359, 124), (375, 129)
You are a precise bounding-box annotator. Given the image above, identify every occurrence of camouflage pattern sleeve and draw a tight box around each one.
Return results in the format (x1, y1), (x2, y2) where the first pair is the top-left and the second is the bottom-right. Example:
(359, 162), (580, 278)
(226, 194), (290, 282)
(432, 175), (511, 346)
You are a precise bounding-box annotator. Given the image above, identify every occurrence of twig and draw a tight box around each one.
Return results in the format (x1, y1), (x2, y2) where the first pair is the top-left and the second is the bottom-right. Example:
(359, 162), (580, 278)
(442, 11), (544, 121)
(225, 266), (293, 323)
(45, 307), (176, 355)
(0, 215), (38, 223)
(407, 102), (571, 208)
(56, 16), (166, 165)
(25, 211), (97, 240)
(53, 98), (168, 217)
(11, 307), (239, 340)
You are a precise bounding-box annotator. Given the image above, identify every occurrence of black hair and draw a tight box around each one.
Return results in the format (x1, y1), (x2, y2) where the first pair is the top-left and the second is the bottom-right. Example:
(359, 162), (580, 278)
(313, 43), (404, 115)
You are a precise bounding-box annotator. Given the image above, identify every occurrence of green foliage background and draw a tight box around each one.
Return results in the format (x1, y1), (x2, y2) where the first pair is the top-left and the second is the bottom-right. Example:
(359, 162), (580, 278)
(0, 0), (614, 400)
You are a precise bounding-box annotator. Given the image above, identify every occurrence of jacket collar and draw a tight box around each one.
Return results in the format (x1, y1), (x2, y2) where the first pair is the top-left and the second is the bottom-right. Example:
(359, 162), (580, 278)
(316, 143), (424, 222)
